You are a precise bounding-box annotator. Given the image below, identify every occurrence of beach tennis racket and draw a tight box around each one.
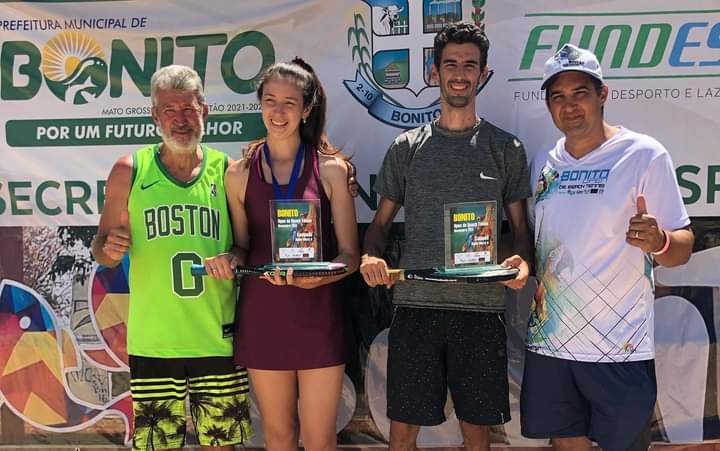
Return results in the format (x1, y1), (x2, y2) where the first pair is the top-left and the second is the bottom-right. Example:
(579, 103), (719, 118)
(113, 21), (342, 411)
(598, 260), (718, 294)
(387, 265), (518, 284)
(191, 262), (347, 278)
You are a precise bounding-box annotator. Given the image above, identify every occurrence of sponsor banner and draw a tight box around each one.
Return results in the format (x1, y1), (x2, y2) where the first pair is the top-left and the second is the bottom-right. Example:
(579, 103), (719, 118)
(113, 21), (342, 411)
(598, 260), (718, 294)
(0, 0), (718, 225)
(1, 1), (720, 447)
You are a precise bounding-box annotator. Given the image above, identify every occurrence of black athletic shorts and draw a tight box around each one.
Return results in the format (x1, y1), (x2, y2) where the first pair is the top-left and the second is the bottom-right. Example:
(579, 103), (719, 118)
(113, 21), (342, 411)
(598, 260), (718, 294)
(387, 307), (510, 426)
(521, 351), (656, 451)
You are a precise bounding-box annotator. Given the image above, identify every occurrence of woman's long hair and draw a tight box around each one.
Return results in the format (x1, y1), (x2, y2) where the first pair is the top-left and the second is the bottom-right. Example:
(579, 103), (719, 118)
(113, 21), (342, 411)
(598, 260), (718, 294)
(256, 58), (338, 155)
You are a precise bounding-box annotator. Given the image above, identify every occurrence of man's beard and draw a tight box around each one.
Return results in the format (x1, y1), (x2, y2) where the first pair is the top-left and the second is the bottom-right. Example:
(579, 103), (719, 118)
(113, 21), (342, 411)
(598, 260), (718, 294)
(444, 93), (473, 108)
(439, 77), (478, 108)
(161, 122), (204, 155)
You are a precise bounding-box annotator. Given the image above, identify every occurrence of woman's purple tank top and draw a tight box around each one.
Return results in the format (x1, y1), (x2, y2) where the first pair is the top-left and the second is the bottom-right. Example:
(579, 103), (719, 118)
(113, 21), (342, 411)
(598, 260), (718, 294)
(234, 144), (346, 370)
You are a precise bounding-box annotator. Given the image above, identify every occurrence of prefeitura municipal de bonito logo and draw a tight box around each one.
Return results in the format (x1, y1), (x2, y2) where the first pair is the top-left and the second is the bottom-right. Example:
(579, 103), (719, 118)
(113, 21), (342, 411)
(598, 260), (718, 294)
(345, 0), (491, 129)
(42, 31), (108, 105)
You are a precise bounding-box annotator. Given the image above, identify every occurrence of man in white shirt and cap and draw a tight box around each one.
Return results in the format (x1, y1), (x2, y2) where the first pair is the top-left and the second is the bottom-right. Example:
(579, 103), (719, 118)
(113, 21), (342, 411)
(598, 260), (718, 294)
(520, 44), (694, 451)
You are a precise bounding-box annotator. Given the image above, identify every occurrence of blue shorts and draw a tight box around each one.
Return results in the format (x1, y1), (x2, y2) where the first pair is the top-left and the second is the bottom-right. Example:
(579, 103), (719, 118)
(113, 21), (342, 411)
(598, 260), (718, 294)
(520, 351), (655, 451)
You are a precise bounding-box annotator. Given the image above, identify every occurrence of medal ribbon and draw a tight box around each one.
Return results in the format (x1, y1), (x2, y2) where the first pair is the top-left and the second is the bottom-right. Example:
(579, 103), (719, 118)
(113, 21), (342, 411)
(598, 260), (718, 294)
(262, 142), (304, 200)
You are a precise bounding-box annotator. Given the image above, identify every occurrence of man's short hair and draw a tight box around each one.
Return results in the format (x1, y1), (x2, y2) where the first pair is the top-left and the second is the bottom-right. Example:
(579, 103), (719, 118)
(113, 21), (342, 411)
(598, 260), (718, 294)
(544, 71), (604, 96)
(150, 65), (205, 106)
(433, 22), (490, 69)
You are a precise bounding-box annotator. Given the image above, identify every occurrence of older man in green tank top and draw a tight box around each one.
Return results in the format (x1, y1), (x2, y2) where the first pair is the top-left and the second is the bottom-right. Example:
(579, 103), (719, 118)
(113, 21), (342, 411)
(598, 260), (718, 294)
(92, 65), (252, 451)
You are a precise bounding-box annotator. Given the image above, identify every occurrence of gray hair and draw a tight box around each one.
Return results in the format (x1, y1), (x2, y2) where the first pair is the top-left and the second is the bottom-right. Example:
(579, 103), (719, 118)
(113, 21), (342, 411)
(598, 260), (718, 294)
(150, 65), (205, 106)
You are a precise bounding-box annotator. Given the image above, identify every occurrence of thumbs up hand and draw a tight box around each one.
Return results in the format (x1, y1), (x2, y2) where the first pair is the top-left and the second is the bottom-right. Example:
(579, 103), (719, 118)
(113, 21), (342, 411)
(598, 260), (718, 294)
(103, 210), (132, 262)
(626, 194), (665, 253)
(636, 194), (648, 215)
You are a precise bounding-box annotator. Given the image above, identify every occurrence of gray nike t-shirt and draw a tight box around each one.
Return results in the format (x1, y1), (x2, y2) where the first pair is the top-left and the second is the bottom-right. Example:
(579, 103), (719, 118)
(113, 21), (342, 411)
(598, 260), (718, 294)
(374, 120), (531, 311)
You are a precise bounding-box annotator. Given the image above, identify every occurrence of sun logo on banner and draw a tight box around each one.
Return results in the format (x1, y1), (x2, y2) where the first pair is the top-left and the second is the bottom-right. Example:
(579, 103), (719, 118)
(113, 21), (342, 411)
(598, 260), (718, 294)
(345, 0), (492, 129)
(41, 31), (109, 105)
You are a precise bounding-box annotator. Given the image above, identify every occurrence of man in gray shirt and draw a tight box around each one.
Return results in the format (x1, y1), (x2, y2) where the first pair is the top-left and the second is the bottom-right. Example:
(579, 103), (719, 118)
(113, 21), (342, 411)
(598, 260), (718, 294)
(360, 23), (531, 451)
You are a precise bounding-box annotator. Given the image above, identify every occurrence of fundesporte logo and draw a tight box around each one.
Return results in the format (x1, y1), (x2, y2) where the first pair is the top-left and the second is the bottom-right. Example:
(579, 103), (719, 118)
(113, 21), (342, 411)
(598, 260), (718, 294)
(345, 0), (492, 129)
(42, 31), (108, 105)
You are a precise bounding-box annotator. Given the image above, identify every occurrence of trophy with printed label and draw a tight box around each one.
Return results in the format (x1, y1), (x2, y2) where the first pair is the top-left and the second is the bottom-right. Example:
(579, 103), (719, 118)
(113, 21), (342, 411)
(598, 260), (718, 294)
(381, 201), (517, 284)
(270, 199), (322, 263)
(191, 199), (347, 279)
(444, 201), (497, 268)
(385, 201), (513, 282)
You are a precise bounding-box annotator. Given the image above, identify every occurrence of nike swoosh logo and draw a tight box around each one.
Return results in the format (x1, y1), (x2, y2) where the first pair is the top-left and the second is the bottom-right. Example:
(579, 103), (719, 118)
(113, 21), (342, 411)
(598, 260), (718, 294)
(140, 180), (160, 190)
(479, 172), (496, 180)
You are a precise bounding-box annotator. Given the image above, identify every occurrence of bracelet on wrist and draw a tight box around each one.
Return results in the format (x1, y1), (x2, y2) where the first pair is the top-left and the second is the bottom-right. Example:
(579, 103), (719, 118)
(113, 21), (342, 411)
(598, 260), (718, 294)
(651, 229), (670, 256)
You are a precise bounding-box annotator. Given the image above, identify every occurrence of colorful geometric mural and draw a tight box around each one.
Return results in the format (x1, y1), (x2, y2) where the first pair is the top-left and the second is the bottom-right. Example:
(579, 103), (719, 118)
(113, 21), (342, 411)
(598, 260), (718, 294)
(0, 259), (132, 443)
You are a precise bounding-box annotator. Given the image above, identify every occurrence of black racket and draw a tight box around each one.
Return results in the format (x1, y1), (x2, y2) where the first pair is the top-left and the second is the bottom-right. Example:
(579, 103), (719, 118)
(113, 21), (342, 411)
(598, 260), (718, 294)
(388, 266), (518, 284)
(191, 262), (347, 278)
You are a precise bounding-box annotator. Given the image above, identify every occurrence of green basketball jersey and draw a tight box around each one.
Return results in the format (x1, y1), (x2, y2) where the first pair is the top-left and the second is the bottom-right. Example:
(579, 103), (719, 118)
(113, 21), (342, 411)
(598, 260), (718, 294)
(127, 144), (234, 357)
